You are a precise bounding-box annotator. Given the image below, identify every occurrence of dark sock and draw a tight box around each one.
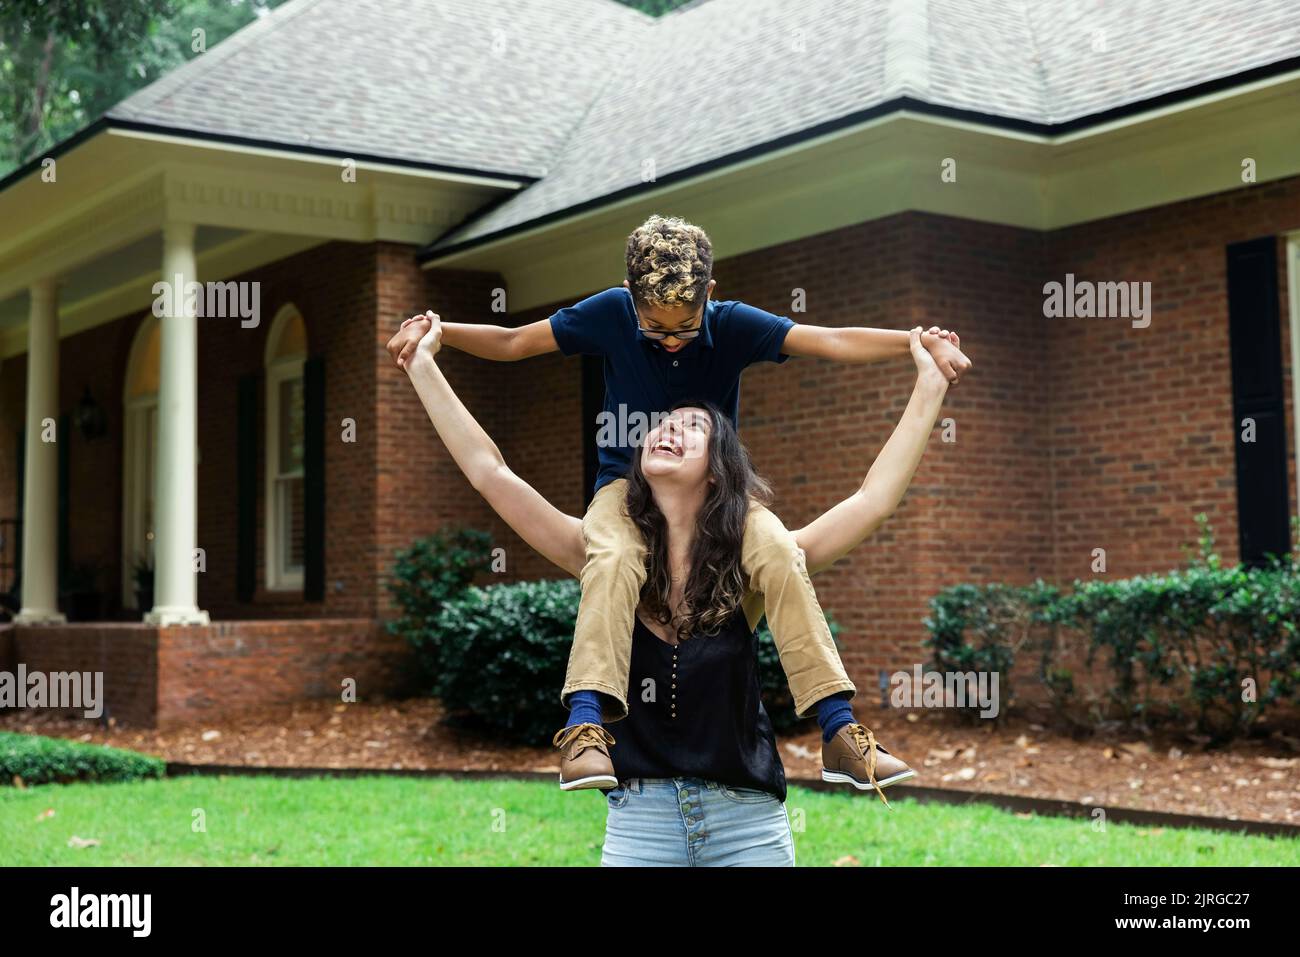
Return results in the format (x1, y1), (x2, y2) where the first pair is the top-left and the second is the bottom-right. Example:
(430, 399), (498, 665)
(816, 692), (855, 742)
(565, 690), (605, 729)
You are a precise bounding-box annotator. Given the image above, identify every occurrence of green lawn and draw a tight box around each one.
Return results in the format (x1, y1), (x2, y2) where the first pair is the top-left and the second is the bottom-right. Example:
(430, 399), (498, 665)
(1, 774), (1295, 866)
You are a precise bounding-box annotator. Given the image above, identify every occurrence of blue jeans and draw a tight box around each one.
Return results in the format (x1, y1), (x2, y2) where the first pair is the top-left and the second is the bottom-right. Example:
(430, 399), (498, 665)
(601, 777), (795, 867)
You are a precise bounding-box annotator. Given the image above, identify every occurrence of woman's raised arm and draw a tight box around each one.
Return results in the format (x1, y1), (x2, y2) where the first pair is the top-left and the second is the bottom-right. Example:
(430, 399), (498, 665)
(792, 327), (951, 575)
(403, 319), (587, 578)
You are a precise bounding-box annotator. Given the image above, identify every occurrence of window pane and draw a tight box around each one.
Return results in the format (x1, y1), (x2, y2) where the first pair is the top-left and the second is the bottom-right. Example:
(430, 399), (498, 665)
(278, 475), (305, 576)
(279, 376), (305, 473)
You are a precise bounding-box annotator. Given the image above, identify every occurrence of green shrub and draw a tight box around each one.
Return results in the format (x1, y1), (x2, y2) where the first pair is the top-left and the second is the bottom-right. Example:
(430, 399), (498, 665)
(923, 581), (1058, 721)
(922, 516), (1300, 740)
(386, 527), (495, 691)
(420, 576), (841, 746)
(0, 732), (165, 786)
(1060, 517), (1300, 738)
(429, 578), (581, 744)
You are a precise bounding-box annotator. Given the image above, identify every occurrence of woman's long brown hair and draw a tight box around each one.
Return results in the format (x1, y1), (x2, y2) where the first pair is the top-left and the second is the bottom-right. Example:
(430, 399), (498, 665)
(624, 399), (772, 642)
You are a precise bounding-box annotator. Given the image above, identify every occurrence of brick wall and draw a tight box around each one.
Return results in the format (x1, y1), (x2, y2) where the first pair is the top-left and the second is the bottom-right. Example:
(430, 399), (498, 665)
(469, 301), (585, 586)
(371, 254), (504, 614)
(364, 251), (583, 601)
(155, 618), (413, 728)
(10, 624), (158, 726)
(1046, 176), (1299, 580)
(5, 619), (410, 728)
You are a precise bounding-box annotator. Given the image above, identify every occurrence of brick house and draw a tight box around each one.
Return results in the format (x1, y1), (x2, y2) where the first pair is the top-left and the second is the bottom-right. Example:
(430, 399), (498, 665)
(0, 0), (1296, 727)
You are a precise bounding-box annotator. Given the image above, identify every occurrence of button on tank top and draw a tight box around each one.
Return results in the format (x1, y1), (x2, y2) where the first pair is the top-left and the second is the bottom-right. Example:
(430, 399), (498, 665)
(607, 605), (787, 802)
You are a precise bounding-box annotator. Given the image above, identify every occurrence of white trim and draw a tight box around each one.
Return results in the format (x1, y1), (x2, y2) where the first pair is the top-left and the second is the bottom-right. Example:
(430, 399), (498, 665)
(104, 126), (531, 190)
(1286, 233), (1300, 534)
(264, 304), (307, 592)
(1051, 67), (1300, 145)
(1, 232), (326, 360)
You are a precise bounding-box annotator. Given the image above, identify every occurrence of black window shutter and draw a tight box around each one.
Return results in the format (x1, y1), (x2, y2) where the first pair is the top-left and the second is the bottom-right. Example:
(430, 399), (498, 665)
(236, 373), (258, 602)
(303, 355), (326, 602)
(1225, 235), (1291, 566)
(57, 413), (69, 594)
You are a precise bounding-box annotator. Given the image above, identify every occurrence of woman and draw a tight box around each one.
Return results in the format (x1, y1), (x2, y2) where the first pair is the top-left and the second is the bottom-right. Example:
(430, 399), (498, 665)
(402, 317), (950, 866)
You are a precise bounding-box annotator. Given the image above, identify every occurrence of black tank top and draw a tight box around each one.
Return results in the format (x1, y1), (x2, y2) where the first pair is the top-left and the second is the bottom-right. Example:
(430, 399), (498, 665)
(606, 605), (787, 803)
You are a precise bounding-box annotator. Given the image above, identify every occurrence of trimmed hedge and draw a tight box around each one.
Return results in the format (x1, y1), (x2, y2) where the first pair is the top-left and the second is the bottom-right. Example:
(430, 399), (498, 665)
(0, 732), (165, 786)
(924, 517), (1300, 740)
(385, 527), (495, 692)
(430, 578), (580, 744)
(387, 531), (842, 746)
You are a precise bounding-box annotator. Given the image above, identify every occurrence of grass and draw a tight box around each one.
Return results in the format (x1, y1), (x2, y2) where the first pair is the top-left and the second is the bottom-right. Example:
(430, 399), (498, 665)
(0, 774), (1296, 866)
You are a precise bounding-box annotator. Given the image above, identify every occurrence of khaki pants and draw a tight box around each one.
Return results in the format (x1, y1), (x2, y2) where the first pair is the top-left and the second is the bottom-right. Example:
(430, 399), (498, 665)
(561, 478), (857, 724)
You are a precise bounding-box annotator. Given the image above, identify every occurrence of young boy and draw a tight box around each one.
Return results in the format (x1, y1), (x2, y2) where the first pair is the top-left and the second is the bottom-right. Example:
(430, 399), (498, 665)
(388, 215), (971, 805)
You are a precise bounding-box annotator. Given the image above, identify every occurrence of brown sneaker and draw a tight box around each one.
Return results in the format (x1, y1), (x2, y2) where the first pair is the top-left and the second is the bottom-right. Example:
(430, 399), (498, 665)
(552, 722), (618, 791)
(822, 723), (916, 808)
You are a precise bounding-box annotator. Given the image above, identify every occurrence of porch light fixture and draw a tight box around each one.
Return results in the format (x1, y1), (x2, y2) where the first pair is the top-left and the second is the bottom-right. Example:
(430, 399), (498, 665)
(75, 386), (107, 440)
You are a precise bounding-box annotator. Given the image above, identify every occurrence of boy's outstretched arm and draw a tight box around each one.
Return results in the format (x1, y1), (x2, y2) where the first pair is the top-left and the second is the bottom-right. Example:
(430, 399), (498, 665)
(782, 323), (972, 385)
(387, 311), (559, 368)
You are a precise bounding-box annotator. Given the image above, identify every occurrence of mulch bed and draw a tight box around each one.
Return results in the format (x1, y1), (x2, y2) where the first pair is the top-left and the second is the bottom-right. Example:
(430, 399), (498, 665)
(3, 701), (1297, 825)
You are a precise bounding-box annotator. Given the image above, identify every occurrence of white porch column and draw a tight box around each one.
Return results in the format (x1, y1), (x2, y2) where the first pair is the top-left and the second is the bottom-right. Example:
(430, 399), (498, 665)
(145, 222), (209, 625)
(15, 279), (66, 624)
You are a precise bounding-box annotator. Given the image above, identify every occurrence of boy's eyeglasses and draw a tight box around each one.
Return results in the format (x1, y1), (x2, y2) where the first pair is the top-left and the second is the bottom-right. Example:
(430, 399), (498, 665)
(640, 325), (702, 341)
(633, 301), (706, 340)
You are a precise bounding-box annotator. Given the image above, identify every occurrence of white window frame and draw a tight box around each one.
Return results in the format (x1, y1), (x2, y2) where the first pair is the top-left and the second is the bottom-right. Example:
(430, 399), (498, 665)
(264, 306), (307, 592)
(121, 316), (159, 609)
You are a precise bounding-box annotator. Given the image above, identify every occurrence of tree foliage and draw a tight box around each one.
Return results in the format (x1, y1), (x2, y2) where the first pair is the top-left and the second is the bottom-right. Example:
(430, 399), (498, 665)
(0, 0), (287, 175)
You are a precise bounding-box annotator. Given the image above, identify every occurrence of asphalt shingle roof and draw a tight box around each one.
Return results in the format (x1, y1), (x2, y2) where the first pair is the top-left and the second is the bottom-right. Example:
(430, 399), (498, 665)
(433, 0), (1300, 249)
(108, 0), (654, 177)
(99, 0), (1300, 248)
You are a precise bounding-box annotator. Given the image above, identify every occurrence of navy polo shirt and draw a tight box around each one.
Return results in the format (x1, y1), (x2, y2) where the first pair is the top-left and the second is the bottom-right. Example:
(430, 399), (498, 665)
(549, 286), (795, 494)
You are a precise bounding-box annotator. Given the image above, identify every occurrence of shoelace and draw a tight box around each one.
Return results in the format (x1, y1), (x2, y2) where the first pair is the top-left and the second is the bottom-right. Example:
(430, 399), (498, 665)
(847, 723), (892, 809)
(551, 722), (614, 753)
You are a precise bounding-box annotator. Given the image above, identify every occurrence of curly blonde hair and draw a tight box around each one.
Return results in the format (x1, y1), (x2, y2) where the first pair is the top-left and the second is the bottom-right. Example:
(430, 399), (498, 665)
(625, 214), (713, 309)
